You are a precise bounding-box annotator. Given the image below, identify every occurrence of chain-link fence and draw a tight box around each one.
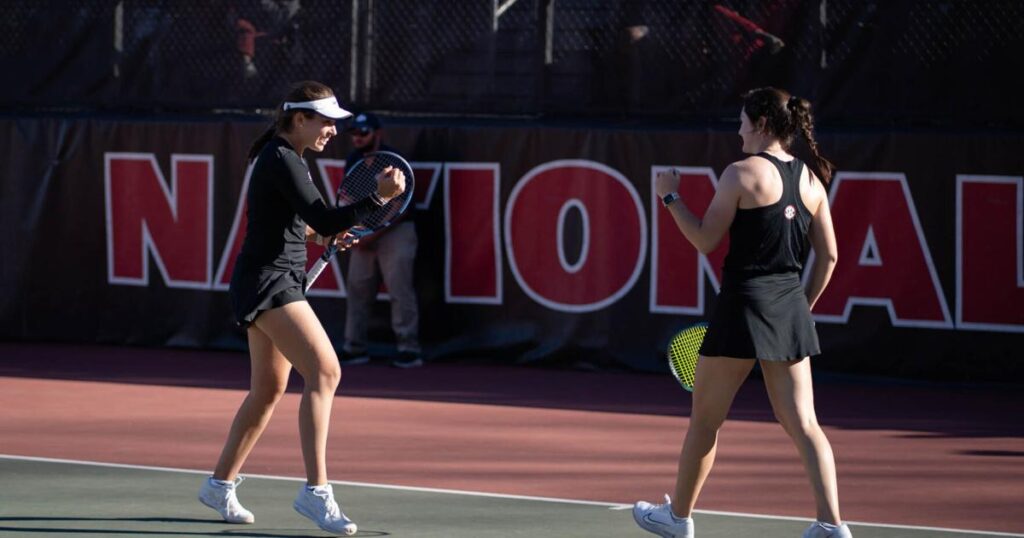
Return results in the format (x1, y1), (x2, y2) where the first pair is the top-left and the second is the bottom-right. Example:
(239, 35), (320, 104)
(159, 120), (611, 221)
(1, 0), (1021, 126)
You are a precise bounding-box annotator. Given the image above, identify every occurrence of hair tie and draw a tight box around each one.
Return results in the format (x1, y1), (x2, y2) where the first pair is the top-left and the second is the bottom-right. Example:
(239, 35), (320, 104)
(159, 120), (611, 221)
(787, 95), (801, 111)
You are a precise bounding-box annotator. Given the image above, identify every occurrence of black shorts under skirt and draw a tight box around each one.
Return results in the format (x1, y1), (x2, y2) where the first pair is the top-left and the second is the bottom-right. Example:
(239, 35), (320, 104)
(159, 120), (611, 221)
(699, 272), (820, 361)
(229, 267), (307, 328)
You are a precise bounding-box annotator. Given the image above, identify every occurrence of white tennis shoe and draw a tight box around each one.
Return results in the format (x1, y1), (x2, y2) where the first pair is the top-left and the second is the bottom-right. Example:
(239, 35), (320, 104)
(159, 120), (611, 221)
(198, 476), (255, 524)
(803, 521), (853, 537)
(294, 483), (357, 536)
(633, 494), (694, 538)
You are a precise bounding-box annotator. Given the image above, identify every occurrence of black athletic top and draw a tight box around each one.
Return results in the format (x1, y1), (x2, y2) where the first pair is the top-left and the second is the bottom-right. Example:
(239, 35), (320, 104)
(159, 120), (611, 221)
(235, 136), (381, 274)
(721, 153), (812, 278)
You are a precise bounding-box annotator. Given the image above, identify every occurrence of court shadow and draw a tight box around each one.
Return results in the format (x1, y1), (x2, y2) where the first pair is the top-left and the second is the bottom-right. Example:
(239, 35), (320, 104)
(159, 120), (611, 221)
(0, 517), (390, 536)
(0, 528), (307, 537)
(0, 343), (690, 416)
(957, 449), (1024, 457)
(0, 517), (215, 524)
(1, 342), (1022, 439)
(0, 518), (312, 537)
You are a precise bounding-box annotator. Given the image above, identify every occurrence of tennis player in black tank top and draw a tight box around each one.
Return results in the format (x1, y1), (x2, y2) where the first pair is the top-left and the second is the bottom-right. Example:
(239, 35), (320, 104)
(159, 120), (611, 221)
(634, 88), (852, 538)
(199, 81), (406, 536)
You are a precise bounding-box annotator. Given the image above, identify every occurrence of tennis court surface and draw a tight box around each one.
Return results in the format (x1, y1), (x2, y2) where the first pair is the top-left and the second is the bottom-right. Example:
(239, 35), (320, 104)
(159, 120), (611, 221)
(1, 343), (1022, 537)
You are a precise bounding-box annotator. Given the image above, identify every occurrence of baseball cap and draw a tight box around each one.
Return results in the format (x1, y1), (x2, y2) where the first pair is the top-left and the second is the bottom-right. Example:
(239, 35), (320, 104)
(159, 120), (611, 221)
(346, 113), (382, 133)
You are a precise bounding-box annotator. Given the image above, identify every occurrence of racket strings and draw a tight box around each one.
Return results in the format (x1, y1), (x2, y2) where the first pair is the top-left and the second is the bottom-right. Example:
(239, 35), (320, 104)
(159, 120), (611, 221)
(337, 153), (413, 230)
(667, 323), (707, 391)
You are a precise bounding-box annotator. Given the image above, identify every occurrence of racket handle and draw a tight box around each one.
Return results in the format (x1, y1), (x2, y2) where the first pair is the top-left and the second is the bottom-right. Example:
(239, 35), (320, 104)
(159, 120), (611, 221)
(303, 228), (369, 292)
(304, 246), (337, 292)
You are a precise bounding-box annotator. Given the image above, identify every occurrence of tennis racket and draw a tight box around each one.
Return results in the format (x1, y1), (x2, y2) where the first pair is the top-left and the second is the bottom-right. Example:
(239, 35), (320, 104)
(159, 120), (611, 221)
(304, 150), (415, 292)
(667, 322), (708, 392)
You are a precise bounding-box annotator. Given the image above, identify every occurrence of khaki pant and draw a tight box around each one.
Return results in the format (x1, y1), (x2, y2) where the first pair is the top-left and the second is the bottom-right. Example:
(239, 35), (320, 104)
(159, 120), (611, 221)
(343, 221), (420, 354)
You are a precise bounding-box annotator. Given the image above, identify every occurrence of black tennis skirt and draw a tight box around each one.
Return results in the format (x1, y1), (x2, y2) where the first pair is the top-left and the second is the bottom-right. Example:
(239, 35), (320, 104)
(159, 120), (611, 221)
(699, 271), (820, 361)
(229, 267), (308, 328)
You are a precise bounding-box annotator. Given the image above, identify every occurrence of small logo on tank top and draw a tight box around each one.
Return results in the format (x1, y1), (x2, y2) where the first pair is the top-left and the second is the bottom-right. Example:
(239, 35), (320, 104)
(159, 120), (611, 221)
(784, 205), (796, 220)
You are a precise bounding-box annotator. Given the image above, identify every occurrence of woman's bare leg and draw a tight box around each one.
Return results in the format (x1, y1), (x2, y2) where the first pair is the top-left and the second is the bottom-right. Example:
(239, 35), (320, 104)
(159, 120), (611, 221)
(672, 357), (755, 517)
(253, 301), (342, 486)
(761, 358), (842, 525)
(212, 324), (292, 480)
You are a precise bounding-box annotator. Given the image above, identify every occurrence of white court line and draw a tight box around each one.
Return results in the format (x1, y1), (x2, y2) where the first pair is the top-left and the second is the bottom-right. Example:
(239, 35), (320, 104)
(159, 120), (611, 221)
(1, 453), (1021, 537)
(0, 453), (626, 509)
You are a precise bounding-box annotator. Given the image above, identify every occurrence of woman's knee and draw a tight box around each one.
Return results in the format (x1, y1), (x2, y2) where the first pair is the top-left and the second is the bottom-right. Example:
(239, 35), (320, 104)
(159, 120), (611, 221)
(688, 412), (726, 435)
(323, 362), (342, 388)
(250, 379), (288, 406)
(306, 357), (341, 391)
(775, 410), (821, 439)
(689, 391), (735, 433)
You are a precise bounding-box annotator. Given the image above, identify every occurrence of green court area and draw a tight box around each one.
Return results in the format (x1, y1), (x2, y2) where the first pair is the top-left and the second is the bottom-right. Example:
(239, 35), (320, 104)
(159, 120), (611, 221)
(0, 456), (1017, 538)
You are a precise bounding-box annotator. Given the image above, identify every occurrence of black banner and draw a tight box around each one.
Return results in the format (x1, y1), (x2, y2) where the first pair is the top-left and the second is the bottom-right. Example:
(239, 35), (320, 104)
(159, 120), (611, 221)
(2, 117), (1022, 381)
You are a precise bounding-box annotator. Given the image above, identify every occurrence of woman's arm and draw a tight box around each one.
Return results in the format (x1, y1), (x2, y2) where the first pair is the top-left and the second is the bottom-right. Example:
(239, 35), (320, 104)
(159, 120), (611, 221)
(277, 152), (382, 236)
(655, 165), (741, 254)
(805, 181), (838, 309)
(305, 225), (335, 246)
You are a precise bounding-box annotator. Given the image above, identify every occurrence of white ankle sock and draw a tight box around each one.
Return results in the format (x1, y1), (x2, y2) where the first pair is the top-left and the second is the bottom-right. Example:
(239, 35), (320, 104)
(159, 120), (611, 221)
(670, 513), (691, 523)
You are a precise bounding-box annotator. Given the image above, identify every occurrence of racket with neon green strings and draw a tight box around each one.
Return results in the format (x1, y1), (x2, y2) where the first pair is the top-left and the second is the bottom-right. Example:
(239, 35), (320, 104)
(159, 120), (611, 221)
(667, 322), (708, 392)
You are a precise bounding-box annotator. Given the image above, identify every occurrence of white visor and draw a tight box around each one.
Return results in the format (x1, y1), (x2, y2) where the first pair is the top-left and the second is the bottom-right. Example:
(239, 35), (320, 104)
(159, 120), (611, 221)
(282, 96), (353, 120)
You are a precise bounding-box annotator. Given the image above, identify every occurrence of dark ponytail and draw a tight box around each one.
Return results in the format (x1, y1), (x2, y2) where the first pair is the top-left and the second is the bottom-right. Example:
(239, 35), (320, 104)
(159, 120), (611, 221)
(247, 126), (276, 163)
(743, 87), (835, 185)
(247, 80), (336, 163)
(787, 95), (835, 185)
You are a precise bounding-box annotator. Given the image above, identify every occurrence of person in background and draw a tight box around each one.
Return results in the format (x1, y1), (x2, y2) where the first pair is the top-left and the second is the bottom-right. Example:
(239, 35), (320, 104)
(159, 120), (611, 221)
(338, 113), (424, 369)
(229, 0), (304, 79)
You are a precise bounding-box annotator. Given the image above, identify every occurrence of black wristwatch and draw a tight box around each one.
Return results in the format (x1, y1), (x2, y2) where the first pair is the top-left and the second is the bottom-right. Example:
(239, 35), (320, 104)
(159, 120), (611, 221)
(661, 192), (680, 207)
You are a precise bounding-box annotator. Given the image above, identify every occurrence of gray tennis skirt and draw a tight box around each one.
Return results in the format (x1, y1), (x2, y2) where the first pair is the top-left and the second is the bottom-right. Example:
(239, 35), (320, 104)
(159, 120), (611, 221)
(699, 271), (820, 361)
(229, 267), (307, 328)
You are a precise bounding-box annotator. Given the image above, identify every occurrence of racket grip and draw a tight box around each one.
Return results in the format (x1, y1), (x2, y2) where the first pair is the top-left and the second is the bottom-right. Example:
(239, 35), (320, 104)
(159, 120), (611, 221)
(304, 246), (337, 292)
(304, 259), (328, 292)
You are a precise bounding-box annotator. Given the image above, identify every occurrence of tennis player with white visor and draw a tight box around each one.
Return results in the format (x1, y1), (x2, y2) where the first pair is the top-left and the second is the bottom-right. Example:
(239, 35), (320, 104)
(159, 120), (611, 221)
(199, 80), (405, 537)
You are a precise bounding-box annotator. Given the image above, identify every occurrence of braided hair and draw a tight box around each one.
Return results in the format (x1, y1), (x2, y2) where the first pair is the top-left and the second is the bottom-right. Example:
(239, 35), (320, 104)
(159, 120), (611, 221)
(742, 87), (835, 184)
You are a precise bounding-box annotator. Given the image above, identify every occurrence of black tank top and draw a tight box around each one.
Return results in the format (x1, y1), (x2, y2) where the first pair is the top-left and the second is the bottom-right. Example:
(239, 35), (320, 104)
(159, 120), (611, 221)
(722, 153), (812, 278)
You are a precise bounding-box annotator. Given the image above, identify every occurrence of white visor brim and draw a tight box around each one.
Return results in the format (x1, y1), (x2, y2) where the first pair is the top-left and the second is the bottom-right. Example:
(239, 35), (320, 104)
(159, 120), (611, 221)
(282, 96), (353, 120)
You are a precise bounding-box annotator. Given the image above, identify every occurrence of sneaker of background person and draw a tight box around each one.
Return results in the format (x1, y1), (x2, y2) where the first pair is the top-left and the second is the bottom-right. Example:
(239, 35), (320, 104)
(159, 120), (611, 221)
(293, 483), (357, 536)
(803, 522), (853, 538)
(198, 476), (255, 524)
(338, 349), (370, 366)
(391, 350), (423, 368)
(632, 494), (693, 538)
